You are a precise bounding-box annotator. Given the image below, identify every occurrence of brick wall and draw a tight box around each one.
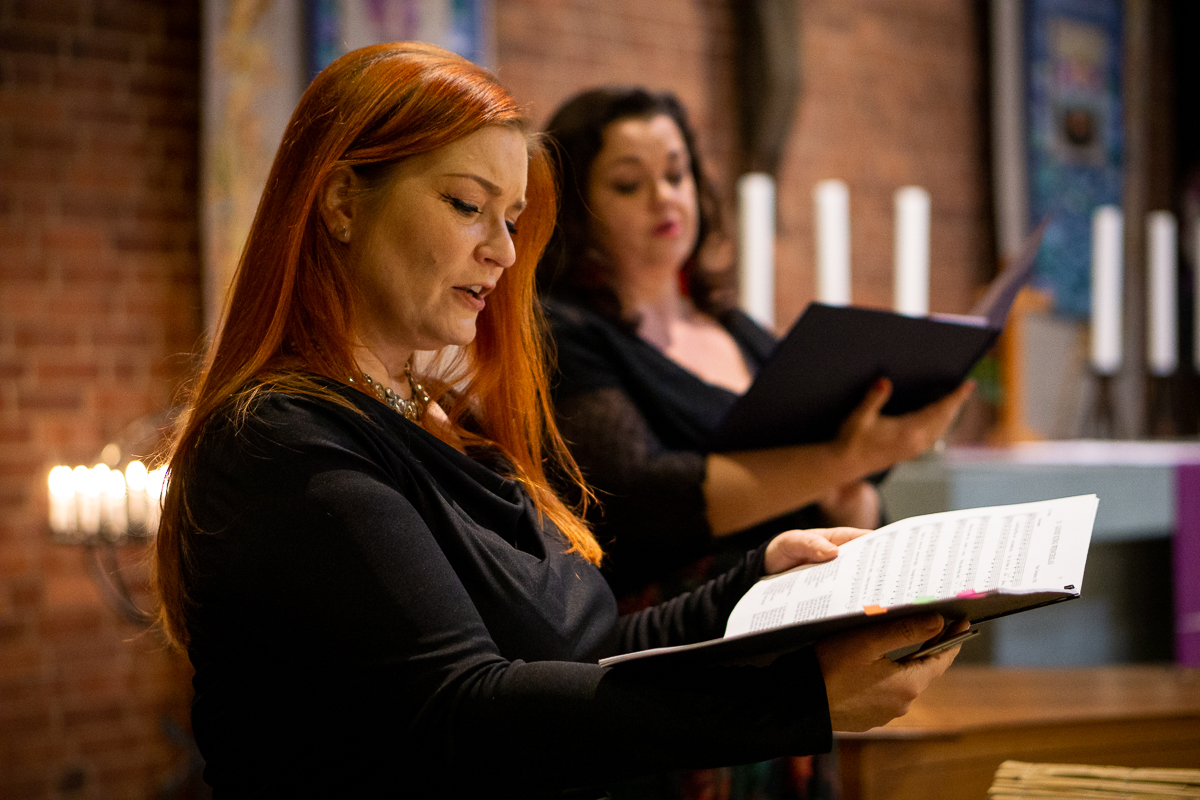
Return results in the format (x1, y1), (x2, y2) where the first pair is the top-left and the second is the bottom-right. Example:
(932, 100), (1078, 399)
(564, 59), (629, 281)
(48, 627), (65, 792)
(497, 0), (993, 332)
(775, 0), (993, 328)
(0, 1), (202, 798)
(495, 0), (740, 220)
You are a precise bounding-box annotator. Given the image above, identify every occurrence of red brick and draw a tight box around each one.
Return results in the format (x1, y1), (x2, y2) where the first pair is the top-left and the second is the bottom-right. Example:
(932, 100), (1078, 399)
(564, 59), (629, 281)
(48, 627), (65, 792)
(14, 323), (77, 348)
(17, 388), (86, 413)
(0, 27), (62, 58)
(0, 642), (43, 681)
(0, 360), (26, 379)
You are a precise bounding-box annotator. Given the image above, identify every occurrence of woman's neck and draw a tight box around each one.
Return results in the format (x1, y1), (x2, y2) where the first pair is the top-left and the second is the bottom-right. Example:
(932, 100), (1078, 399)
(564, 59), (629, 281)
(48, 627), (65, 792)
(620, 276), (696, 353)
(352, 344), (416, 398)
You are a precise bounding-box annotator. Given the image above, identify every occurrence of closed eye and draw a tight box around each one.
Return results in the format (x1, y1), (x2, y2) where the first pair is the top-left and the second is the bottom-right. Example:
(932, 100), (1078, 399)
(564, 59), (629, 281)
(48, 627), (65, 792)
(506, 220), (518, 236)
(443, 194), (481, 216)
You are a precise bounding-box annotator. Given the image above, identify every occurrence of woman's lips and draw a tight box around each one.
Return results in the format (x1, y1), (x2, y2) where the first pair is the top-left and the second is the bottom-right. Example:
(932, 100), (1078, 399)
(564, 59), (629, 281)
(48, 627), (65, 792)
(653, 220), (682, 237)
(454, 285), (489, 311)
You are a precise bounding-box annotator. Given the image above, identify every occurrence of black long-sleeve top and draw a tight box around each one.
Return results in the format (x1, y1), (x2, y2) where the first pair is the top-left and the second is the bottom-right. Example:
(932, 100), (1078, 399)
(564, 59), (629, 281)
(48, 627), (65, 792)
(182, 382), (832, 798)
(545, 299), (826, 601)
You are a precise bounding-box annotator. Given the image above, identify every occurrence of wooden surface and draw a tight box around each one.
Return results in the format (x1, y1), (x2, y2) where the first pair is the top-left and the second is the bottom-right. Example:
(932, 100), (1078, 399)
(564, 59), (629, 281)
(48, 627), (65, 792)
(836, 665), (1200, 800)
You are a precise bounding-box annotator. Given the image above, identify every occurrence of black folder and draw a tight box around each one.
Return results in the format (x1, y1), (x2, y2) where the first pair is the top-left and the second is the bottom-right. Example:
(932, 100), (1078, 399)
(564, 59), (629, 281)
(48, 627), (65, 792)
(709, 226), (1045, 452)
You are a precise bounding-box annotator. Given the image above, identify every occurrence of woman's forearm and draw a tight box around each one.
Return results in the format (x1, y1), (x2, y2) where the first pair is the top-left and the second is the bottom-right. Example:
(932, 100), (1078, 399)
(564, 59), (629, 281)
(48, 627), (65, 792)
(703, 443), (857, 536)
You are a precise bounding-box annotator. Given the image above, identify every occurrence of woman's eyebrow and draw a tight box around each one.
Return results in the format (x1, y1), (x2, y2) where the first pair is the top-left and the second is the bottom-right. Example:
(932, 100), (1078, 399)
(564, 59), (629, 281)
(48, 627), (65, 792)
(445, 172), (526, 210)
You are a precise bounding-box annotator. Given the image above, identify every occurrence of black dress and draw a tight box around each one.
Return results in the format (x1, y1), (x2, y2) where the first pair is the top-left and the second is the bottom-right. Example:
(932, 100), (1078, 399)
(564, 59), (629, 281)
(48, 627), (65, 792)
(182, 382), (832, 798)
(544, 298), (827, 604)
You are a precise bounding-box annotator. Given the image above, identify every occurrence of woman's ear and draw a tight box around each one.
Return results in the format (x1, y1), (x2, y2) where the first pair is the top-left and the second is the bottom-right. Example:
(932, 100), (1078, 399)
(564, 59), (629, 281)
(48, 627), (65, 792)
(319, 166), (359, 243)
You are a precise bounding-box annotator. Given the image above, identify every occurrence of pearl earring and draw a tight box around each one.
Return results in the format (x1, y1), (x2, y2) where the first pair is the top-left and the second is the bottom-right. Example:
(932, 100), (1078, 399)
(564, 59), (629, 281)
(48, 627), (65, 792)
(339, 226), (349, 241)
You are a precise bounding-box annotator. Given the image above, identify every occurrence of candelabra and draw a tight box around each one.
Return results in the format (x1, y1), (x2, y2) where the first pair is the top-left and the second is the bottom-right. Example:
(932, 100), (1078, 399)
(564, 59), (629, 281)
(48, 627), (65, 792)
(46, 414), (171, 626)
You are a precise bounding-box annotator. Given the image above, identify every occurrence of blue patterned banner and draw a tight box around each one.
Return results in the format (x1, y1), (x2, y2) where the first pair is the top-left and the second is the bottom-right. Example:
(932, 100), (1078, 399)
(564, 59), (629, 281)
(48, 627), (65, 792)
(1026, 0), (1123, 317)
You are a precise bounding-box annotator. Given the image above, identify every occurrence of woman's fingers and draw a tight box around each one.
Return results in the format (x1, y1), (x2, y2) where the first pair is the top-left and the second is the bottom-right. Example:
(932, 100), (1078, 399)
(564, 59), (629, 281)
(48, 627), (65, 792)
(762, 527), (867, 575)
(837, 379), (976, 472)
(841, 378), (893, 438)
(815, 613), (960, 732)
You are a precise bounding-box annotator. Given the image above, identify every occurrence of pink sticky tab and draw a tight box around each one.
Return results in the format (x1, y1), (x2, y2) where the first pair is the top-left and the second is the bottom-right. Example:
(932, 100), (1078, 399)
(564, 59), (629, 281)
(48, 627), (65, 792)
(862, 605), (887, 615)
(956, 589), (984, 599)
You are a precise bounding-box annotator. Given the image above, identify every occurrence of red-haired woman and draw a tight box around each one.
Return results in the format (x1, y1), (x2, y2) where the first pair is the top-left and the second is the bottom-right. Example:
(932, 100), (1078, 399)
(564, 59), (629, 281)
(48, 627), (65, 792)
(154, 44), (966, 798)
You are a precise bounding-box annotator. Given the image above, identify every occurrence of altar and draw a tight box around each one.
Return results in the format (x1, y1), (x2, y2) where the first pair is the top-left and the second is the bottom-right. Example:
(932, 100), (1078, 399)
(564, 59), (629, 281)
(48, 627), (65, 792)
(880, 440), (1200, 666)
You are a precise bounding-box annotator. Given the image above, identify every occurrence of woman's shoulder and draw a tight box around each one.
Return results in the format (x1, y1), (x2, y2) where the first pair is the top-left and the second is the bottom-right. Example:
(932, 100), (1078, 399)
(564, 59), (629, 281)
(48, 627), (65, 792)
(198, 379), (397, 465)
(542, 296), (621, 341)
(718, 308), (778, 363)
(541, 298), (633, 393)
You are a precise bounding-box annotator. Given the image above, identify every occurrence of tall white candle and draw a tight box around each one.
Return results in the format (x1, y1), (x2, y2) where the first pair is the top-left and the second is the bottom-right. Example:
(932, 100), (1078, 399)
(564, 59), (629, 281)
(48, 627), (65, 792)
(1146, 210), (1177, 376)
(894, 186), (931, 317)
(737, 172), (776, 330)
(125, 460), (148, 531)
(146, 466), (168, 535)
(76, 465), (101, 536)
(1090, 205), (1123, 375)
(48, 465), (77, 536)
(813, 179), (851, 306)
(101, 467), (127, 539)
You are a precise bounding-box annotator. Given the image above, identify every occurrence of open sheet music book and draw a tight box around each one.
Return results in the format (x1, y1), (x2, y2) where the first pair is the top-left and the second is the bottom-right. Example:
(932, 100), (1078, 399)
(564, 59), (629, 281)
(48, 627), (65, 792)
(600, 494), (1098, 670)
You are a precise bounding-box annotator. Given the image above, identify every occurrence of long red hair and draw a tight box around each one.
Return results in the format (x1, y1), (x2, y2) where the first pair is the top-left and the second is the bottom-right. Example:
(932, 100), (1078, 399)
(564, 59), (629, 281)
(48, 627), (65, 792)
(155, 42), (599, 650)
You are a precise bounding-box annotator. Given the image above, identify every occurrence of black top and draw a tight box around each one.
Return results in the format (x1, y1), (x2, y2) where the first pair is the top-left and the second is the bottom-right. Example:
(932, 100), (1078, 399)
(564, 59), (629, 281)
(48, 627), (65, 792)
(182, 382), (832, 798)
(545, 299), (826, 601)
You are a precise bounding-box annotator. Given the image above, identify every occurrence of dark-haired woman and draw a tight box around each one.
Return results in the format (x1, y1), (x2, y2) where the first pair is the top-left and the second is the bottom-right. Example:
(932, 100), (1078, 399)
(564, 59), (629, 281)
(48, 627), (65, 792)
(538, 87), (974, 800)
(538, 88), (973, 607)
(154, 49), (966, 798)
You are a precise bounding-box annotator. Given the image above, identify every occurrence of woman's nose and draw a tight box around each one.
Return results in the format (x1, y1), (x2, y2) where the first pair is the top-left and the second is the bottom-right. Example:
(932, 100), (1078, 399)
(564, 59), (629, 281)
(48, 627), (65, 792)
(480, 217), (516, 268)
(652, 177), (677, 204)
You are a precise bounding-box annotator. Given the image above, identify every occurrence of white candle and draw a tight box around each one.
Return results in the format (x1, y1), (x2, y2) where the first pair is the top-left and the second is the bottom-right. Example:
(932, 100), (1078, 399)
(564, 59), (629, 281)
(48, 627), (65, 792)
(894, 186), (931, 317)
(737, 173), (776, 330)
(1146, 210), (1177, 376)
(101, 467), (127, 539)
(124, 460), (148, 531)
(813, 179), (851, 306)
(76, 465), (101, 536)
(146, 466), (167, 535)
(1090, 205), (1123, 375)
(48, 465), (77, 535)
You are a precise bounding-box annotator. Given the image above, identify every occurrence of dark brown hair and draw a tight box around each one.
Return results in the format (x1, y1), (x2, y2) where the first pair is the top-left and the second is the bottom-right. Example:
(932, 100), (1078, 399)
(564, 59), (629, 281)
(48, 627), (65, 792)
(537, 87), (733, 322)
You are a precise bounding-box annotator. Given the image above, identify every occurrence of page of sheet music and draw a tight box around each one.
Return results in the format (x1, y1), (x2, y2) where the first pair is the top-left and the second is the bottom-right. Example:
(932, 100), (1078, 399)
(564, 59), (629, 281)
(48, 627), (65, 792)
(725, 494), (1098, 638)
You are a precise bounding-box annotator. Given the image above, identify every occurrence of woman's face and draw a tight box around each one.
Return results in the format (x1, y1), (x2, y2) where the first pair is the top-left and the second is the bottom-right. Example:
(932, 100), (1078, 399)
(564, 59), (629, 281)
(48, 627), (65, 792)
(347, 125), (528, 357)
(586, 114), (699, 289)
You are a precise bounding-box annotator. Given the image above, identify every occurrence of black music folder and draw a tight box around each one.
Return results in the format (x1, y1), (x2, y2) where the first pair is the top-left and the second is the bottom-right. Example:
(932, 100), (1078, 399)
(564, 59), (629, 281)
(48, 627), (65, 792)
(709, 226), (1045, 452)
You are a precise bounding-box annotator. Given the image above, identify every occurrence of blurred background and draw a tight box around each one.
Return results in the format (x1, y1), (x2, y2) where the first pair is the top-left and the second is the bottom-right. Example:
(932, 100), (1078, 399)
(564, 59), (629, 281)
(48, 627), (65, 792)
(1, 0), (1197, 797)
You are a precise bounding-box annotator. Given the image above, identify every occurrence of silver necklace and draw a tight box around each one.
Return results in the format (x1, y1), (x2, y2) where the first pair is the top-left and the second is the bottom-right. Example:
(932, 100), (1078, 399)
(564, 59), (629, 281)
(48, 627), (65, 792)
(358, 361), (429, 423)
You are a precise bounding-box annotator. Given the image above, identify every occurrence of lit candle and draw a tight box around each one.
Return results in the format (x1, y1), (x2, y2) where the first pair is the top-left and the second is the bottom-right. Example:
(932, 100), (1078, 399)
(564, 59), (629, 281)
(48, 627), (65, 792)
(1090, 205), (1123, 375)
(125, 460), (148, 532)
(1146, 210), (1177, 376)
(76, 465), (101, 536)
(101, 466), (127, 539)
(894, 186), (931, 317)
(814, 179), (851, 306)
(145, 466), (167, 535)
(48, 465), (77, 536)
(737, 172), (776, 330)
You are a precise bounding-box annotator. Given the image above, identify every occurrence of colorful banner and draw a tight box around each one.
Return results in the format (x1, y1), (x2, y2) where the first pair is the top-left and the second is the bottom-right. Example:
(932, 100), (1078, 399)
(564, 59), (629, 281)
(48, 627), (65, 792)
(1025, 0), (1123, 317)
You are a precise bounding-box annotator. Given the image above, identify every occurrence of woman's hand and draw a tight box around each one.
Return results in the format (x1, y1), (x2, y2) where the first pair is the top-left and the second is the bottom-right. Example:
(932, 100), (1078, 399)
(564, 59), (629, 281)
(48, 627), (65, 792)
(833, 378), (975, 478)
(762, 526), (870, 576)
(817, 481), (881, 530)
(816, 614), (968, 732)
